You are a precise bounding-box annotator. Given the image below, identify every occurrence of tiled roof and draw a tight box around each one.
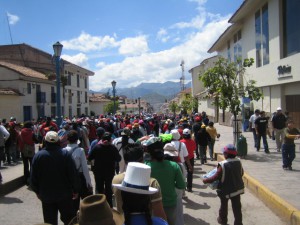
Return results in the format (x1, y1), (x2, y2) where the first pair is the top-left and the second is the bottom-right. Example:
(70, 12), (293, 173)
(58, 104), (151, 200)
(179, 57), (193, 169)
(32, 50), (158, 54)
(89, 93), (111, 102)
(0, 61), (48, 80)
(0, 88), (24, 96)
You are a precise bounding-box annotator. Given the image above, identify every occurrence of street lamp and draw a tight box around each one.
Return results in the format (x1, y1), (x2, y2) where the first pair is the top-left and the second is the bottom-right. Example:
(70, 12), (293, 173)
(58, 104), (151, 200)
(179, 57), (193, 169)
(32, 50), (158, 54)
(53, 41), (63, 126)
(111, 80), (117, 115)
(138, 97), (141, 115)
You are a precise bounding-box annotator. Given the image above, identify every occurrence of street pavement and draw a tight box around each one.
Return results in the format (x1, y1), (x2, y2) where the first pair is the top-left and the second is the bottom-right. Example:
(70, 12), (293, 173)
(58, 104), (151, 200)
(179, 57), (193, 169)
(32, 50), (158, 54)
(0, 123), (299, 224)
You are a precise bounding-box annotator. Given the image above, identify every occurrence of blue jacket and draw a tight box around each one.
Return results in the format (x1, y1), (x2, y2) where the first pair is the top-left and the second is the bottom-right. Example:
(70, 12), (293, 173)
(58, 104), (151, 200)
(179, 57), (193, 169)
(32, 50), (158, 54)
(30, 144), (80, 203)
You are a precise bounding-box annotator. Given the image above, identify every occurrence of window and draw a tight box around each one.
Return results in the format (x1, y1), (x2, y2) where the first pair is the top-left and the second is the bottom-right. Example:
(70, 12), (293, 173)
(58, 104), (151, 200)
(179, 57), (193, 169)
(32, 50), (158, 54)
(85, 92), (88, 103)
(84, 78), (87, 89)
(227, 41), (231, 62)
(255, 4), (269, 67)
(77, 74), (80, 87)
(77, 91), (80, 104)
(68, 90), (72, 104)
(27, 83), (31, 94)
(69, 106), (72, 118)
(282, 0), (300, 57)
(233, 30), (242, 62)
(51, 106), (56, 118)
(67, 72), (72, 85)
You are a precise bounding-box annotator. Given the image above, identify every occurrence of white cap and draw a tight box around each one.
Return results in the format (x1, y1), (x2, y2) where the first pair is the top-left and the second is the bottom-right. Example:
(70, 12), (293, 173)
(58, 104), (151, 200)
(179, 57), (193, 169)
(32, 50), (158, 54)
(183, 128), (191, 135)
(277, 107), (282, 111)
(45, 131), (59, 143)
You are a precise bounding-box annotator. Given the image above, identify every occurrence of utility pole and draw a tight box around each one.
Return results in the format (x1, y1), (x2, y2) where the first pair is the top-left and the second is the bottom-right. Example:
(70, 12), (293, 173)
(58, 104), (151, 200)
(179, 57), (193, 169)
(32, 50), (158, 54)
(180, 60), (185, 91)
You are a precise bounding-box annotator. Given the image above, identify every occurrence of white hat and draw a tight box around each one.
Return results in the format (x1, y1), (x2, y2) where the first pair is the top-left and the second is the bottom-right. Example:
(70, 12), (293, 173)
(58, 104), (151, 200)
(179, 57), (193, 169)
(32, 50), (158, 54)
(45, 131), (59, 143)
(183, 128), (191, 135)
(277, 107), (282, 111)
(170, 129), (180, 140)
(163, 143), (178, 157)
(113, 162), (158, 195)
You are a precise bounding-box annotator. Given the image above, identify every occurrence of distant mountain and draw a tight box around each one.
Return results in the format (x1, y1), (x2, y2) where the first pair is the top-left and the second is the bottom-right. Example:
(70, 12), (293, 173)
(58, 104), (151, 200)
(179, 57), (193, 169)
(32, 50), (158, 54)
(90, 81), (191, 111)
(91, 81), (191, 99)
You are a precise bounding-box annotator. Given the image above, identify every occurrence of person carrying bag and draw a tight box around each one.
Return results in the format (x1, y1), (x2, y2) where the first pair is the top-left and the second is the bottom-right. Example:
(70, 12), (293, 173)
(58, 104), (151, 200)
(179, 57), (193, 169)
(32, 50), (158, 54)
(64, 130), (93, 212)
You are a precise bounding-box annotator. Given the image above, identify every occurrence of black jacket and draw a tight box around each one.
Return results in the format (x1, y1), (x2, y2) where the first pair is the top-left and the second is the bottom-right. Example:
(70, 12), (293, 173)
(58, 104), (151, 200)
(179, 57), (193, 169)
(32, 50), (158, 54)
(30, 144), (80, 203)
(88, 142), (121, 177)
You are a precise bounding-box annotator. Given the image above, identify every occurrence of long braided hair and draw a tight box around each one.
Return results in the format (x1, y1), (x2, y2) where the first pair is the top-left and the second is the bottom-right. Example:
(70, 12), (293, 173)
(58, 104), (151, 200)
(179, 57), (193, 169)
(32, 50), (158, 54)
(121, 191), (153, 225)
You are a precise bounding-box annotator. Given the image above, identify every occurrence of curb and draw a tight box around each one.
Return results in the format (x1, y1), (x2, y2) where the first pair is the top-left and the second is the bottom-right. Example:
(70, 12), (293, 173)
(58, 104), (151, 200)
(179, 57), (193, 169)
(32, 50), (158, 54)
(216, 153), (300, 225)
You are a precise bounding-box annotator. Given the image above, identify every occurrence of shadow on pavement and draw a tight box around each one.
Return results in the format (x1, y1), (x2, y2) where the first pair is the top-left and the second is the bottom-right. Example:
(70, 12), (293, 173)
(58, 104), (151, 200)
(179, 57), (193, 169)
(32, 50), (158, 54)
(244, 153), (281, 162)
(183, 213), (210, 225)
(0, 196), (23, 204)
(183, 197), (211, 210)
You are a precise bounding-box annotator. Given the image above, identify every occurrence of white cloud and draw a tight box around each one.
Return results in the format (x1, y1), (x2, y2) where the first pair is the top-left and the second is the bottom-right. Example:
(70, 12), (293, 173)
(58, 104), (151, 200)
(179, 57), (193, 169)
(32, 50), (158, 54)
(7, 12), (19, 25)
(157, 28), (170, 43)
(89, 15), (230, 91)
(62, 0), (232, 91)
(61, 32), (118, 52)
(61, 53), (89, 68)
(118, 35), (149, 56)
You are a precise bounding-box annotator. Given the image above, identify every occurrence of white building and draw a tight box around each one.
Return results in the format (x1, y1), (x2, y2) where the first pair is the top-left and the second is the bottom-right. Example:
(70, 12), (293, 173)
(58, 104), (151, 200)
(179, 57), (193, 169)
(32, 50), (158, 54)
(191, 0), (300, 128)
(0, 44), (94, 122)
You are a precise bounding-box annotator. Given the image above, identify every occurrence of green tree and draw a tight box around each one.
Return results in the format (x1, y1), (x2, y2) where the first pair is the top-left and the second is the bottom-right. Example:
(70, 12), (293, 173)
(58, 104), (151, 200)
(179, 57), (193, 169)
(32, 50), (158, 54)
(200, 57), (263, 144)
(168, 101), (178, 116)
(180, 99), (191, 115)
(104, 101), (119, 114)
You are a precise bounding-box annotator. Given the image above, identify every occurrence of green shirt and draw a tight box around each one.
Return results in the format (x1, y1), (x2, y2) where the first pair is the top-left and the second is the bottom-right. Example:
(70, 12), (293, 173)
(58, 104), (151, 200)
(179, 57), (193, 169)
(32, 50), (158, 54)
(146, 160), (186, 207)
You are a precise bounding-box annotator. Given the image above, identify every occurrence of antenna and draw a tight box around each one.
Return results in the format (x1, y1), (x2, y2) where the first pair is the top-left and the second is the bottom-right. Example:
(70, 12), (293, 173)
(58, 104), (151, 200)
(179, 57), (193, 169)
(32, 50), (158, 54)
(180, 60), (185, 91)
(6, 12), (14, 44)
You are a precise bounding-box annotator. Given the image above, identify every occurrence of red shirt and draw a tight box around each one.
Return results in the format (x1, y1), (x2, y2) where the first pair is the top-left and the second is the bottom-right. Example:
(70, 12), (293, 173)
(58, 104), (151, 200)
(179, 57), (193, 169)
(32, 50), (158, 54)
(180, 138), (196, 159)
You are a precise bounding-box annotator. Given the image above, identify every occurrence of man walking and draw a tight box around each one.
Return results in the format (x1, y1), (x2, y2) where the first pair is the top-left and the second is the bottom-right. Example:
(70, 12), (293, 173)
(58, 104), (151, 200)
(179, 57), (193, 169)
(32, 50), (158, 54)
(272, 107), (287, 152)
(255, 111), (270, 153)
(249, 109), (260, 148)
(30, 131), (80, 225)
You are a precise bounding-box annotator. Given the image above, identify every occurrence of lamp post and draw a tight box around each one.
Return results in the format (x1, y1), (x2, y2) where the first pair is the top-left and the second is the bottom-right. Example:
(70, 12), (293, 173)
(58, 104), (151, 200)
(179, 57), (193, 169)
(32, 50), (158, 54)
(111, 80), (117, 115)
(53, 41), (63, 126)
(138, 97), (141, 116)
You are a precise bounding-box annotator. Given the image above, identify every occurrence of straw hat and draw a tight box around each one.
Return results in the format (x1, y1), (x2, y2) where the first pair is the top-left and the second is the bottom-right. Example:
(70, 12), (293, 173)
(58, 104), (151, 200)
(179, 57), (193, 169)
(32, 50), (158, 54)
(113, 162), (158, 195)
(69, 194), (123, 225)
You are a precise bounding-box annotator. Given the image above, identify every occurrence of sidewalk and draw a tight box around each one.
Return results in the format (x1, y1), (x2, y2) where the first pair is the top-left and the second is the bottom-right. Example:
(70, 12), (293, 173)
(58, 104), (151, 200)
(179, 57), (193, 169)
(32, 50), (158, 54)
(0, 124), (300, 224)
(213, 123), (300, 224)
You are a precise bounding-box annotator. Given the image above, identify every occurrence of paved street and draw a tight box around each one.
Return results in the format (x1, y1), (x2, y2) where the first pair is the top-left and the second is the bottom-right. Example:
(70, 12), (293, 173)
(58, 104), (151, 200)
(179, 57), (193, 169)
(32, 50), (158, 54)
(0, 123), (299, 224)
(0, 162), (285, 225)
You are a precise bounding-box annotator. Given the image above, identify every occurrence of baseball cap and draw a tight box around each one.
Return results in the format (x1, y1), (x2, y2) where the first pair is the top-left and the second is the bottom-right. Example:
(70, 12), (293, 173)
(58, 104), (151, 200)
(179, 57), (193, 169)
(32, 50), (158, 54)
(277, 107), (282, 111)
(183, 128), (191, 135)
(45, 131), (59, 143)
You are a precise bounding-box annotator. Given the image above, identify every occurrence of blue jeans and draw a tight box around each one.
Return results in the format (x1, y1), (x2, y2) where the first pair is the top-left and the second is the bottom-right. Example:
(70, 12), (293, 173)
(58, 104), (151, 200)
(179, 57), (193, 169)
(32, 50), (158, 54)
(282, 144), (296, 168)
(252, 128), (258, 148)
(256, 134), (269, 151)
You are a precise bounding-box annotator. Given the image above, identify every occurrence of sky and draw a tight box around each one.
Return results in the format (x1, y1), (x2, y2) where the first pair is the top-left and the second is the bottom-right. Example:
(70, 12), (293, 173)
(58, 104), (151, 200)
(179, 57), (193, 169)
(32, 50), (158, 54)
(0, 0), (243, 91)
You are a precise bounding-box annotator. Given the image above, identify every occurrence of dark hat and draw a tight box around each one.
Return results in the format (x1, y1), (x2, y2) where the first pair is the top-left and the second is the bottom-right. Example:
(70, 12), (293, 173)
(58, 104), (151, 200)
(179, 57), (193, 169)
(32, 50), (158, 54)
(102, 132), (112, 141)
(96, 127), (105, 137)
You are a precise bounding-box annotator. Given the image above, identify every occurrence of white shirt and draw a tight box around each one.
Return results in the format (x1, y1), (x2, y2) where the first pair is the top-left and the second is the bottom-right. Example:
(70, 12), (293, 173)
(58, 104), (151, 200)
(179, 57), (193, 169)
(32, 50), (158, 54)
(171, 140), (188, 163)
(249, 114), (260, 129)
(112, 136), (135, 173)
(65, 143), (92, 187)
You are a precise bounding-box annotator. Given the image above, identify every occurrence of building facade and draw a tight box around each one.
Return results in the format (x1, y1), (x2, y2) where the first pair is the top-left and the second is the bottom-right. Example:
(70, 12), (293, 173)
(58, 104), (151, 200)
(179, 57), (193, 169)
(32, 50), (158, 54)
(0, 44), (94, 122)
(191, 0), (300, 128)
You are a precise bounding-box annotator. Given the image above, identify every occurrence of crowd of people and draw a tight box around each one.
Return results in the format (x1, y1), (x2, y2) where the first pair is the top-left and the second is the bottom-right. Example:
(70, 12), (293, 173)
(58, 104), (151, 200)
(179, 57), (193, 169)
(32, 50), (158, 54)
(0, 108), (298, 225)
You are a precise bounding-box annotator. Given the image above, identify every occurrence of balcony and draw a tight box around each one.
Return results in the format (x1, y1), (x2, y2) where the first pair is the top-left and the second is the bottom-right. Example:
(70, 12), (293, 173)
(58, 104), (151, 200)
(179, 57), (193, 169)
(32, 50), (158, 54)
(36, 92), (46, 103)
